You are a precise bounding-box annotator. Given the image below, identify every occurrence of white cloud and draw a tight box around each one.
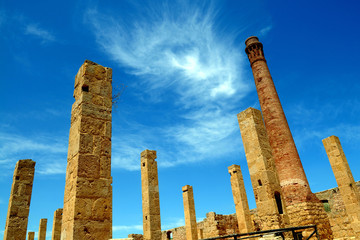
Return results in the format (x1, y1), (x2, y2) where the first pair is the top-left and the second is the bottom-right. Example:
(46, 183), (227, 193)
(287, 103), (360, 150)
(25, 24), (55, 43)
(85, 2), (248, 107)
(112, 135), (149, 171)
(113, 224), (143, 232)
(162, 217), (185, 230)
(85, 1), (249, 170)
(37, 161), (67, 175)
(0, 132), (67, 176)
(259, 25), (272, 36)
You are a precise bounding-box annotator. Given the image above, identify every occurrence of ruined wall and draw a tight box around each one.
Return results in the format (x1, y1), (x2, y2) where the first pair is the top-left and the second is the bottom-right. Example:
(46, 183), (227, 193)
(128, 233), (144, 240)
(161, 226), (186, 240)
(316, 182), (360, 239)
(323, 136), (360, 238)
(201, 212), (239, 238)
(159, 183), (360, 240)
(161, 212), (238, 240)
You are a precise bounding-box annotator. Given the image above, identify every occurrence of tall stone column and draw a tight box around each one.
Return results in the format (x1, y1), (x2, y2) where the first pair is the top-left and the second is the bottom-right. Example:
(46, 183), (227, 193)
(323, 136), (360, 237)
(237, 108), (288, 230)
(141, 150), (161, 240)
(51, 208), (63, 240)
(61, 60), (113, 240)
(38, 218), (47, 240)
(244, 36), (332, 239)
(4, 159), (36, 240)
(228, 165), (253, 233)
(182, 185), (198, 240)
(27, 232), (35, 240)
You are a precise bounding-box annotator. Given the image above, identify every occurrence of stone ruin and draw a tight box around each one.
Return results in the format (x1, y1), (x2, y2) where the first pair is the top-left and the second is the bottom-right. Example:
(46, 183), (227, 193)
(3, 37), (360, 240)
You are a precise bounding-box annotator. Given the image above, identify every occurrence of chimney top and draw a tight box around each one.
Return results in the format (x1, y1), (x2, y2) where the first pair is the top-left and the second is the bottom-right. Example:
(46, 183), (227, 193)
(245, 36), (260, 47)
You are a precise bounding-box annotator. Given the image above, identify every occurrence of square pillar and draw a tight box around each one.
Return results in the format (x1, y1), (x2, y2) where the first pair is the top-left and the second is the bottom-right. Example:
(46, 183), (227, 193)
(228, 164), (253, 233)
(182, 185), (198, 240)
(237, 108), (288, 230)
(323, 135), (360, 237)
(4, 159), (35, 240)
(61, 60), (113, 240)
(38, 218), (47, 240)
(51, 208), (63, 240)
(27, 232), (35, 240)
(141, 150), (161, 240)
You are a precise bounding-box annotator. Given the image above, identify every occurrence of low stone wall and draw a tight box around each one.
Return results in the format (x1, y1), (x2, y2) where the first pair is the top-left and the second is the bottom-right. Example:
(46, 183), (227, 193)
(315, 182), (360, 239)
(155, 182), (360, 240)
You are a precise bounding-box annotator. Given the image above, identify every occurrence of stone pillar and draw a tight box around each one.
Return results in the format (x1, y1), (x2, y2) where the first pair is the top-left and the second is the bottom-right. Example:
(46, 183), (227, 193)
(61, 60), (113, 240)
(237, 107), (288, 230)
(38, 218), (47, 240)
(228, 165), (253, 233)
(323, 135), (360, 237)
(182, 185), (198, 240)
(141, 150), (161, 240)
(51, 208), (63, 240)
(244, 36), (332, 239)
(198, 229), (203, 239)
(4, 159), (36, 240)
(27, 232), (35, 240)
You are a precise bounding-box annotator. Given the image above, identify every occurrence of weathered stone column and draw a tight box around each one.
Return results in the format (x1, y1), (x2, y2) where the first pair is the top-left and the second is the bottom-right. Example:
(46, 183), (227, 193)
(38, 218), (47, 240)
(228, 165), (253, 233)
(27, 232), (35, 240)
(61, 60), (113, 240)
(244, 36), (332, 239)
(237, 108), (288, 230)
(51, 208), (63, 240)
(323, 136), (360, 237)
(4, 159), (35, 240)
(141, 150), (161, 240)
(182, 185), (198, 240)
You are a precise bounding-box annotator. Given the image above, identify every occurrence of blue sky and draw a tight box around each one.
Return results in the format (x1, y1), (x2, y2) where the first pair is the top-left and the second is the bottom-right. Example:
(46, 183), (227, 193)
(1, 0), (360, 239)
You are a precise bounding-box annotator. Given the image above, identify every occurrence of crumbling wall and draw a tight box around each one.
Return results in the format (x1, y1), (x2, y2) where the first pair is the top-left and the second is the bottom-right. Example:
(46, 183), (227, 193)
(315, 182), (360, 239)
(161, 212), (238, 240)
(161, 227), (186, 240)
(158, 183), (359, 240)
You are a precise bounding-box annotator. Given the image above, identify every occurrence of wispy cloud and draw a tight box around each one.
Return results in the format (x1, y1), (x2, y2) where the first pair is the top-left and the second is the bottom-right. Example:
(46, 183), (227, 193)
(162, 217), (185, 230)
(0, 132), (67, 176)
(25, 24), (55, 43)
(37, 161), (67, 175)
(259, 25), (272, 36)
(86, 1), (249, 170)
(113, 224), (143, 232)
(86, 2), (248, 107)
(287, 103), (360, 149)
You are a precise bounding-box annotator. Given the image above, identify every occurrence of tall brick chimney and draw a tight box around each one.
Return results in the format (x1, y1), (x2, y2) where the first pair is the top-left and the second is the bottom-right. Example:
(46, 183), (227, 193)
(244, 36), (333, 238)
(244, 36), (314, 205)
